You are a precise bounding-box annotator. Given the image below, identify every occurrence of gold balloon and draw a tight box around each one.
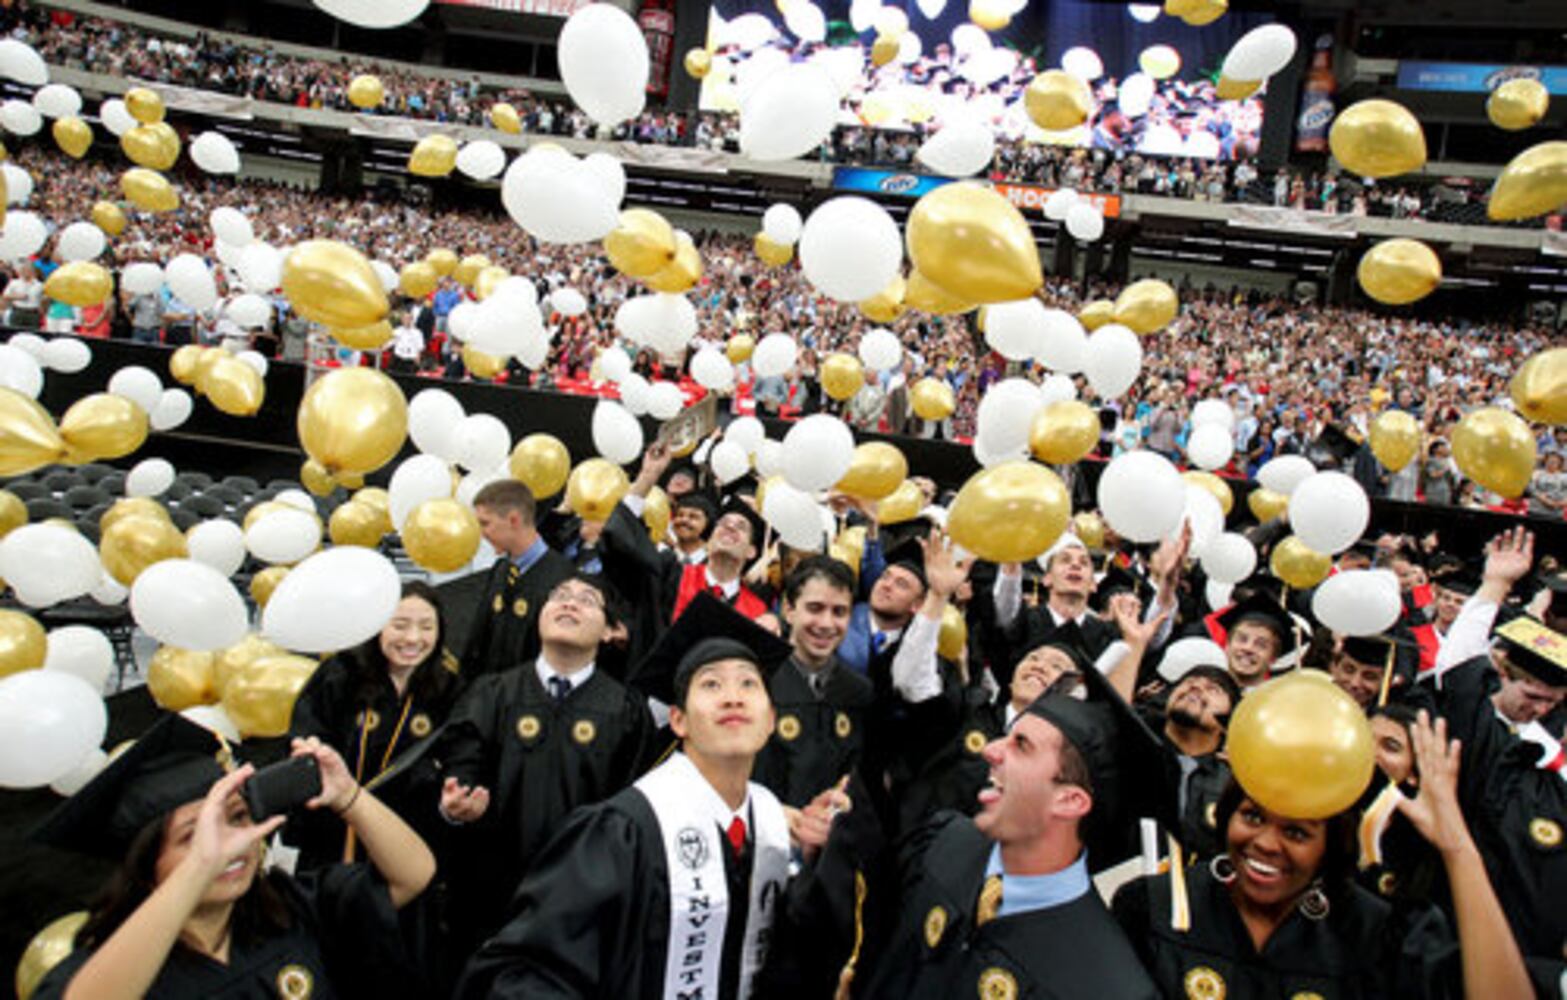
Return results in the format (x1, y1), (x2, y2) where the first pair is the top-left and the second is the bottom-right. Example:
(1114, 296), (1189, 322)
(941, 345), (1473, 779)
(120, 167), (178, 212)
(300, 459), (336, 497)
(1487, 78), (1548, 131)
(859, 274), (907, 324)
(347, 74), (385, 109)
(754, 232), (793, 267)
(936, 603), (967, 661)
(1025, 70), (1093, 132)
(605, 208), (678, 279)
(903, 269), (975, 316)
(684, 48), (713, 79)
(328, 500), (385, 548)
(281, 240), (389, 330)
(509, 433), (571, 498)
(830, 542), (861, 578)
(425, 247), (459, 277)
(1248, 487), (1288, 523)
(353, 486), (391, 517)
(402, 498), (481, 573)
(1112, 279), (1179, 334)
(1226, 671), (1374, 820)
(1071, 510), (1106, 549)
(633, 486), (667, 545)
(1177, 0), (1227, 26)
(820, 353), (865, 402)
(947, 461), (1071, 564)
(100, 513), (187, 586)
(462, 345), (508, 379)
(645, 232), (702, 293)
(452, 253), (491, 288)
(1487, 141), (1567, 221)
(0, 389), (66, 476)
(968, 0), (1010, 29)
(0, 609), (44, 677)
(1357, 238), (1441, 305)
(43, 262), (113, 308)
(15, 911), (87, 1000)
(910, 377), (956, 421)
(124, 86), (165, 124)
(91, 200), (126, 237)
(408, 134), (459, 177)
(331, 320), (393, 351)
(1328, 99), (1426, 178)
(1368, 409), (1421, 472)
(248, 566), (290, 609)
(870, 34), (900, 67)
(725, 335), (756, 365)
(835, 442), (909, 500)
(1028, 400), (1100, 465)
(60, 393), (148, 461)
(0, 489), (25, 539)
(199, 355), (265, 417)
(169, 344), (204, 385)
(878, 479), (924, 524)
(102, 497), (170, 534)
(51, 116), (92, 159)
(212, 633), (284, 698)
(566, 458), (631, 522)
(1270, 535), (1331, 589)
(1079, 298), (1114, 331)
(1215, 76), (1262, 101)
(146, 646), (218, 711)
(836, 524), (868, 566)
(122, 121), (180, 171)
(1451, 407), (1536, 498)
(1510, 348), (1567, 426)
(490, 102), (522, 134)
(222, 654), (316, 738)
(297, 367), (408, 476)
(906, 182), (1042, 305)
(473, 265), (511, 301)
(1181, 470), (1234, 516)
(399, 260), (439, 299)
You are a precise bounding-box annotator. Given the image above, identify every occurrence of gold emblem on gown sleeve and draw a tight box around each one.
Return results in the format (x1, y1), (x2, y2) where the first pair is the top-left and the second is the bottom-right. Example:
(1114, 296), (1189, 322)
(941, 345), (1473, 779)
(276, 964), (314, 999)
(1184, 966), (1226, 1000)
(1529, 817), (1562, 848)
(492, 593), (504, 614)
(1205, 801), (1218, 829)
(409, 712), (432, 737)
(1291, 993), (1325, 1000)
(1376, 871), (1398, 896)
(964, 729), (986, 754)
(977, 966), (1017, 1000)
(513, 597), (530, 618)
(516, 714), (541, 741)
(572, 719), (597, 745)
(356, 709), (380, 731)
(778, 715), (801, 741)
(835, 711), (852, 739)
(923, 905), (947, 948)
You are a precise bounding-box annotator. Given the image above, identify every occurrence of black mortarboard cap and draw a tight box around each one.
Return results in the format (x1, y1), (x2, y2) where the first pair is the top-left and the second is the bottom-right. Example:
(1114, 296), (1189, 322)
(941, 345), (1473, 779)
(33, 713), (233, 860)
(1495, 617), (1567, 688)
(1339, 630), (1422, 689)
(1430, 562), (1480, 598)
(1216, 593), (1302, 658)
(1090, 562), (1144, 614)
(628, 591), (793, 705)
(881, 538), (928, 590)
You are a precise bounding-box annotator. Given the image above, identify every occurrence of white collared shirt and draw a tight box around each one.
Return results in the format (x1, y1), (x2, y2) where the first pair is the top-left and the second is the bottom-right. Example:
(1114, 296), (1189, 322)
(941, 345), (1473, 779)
(537, 655), (595, 694)
(704, 568), (740, 601)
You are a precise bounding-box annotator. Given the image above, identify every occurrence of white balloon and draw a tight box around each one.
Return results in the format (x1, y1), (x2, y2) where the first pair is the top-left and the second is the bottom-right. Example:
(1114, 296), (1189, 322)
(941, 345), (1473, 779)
(0, 39), (47, 86)
(976, 378), (1044, 456)
(456, 464), (507, 510)
(1190, 398), (1235, 431)
(960, 46), (1015, 86)
(598, 346), (633, 383)
(90, 572), (128, 606)
(973, 436), (1029, 469)
(372, 260), (399, 294)
(0, 524), (100, 607)
(209, 207), (253, 248)
(984, 299), (1047, 362)
(313, 0), (429, 27)
(151, 388), (193, 431)
(190, 131), (240, 174)
(1171, 484), (1225, 559)
(40, 336), (90, 374)
(98, 98), (135, 137)
(1064, 202), (1104, 242)
(783, 0), (826, 40)
(1312, 569), (1402, 637)
(1043, 187), (1079, 221)
(225, 293), (272, 329)
(1201, 532), (1258, 585)
(388, 454), (454, 529)
(180, 704), (241, 742)
(762, 204), (804, 246)
(690, 348), (736, 391)
(501, 148), (618, 245)
(755, 438), (784, 477)
(121, 261), (165, 296)
(1034, 308), (1088, 373)
(1206, 579), (1235, 612)
(1, 98), (42, 136)
(1083, 323), (1142, 399)
(0, 671), (106, 789)
(165, 254), (217, 311)
(1156, 636), (1228, 684)
(741, 63), (838, 162)
(236, 243), (282, 294)
(558, 3), (649, 126)
(2, 163), (32, 206)
(408, 388), (466, 462)
(782, 414), (855, 492)
(125, 458), (175, 497)
(262, 546), (402, 653)
(582, 152), (626, 207)
(709, 440), (751, 485)
(726, 416), (766, 455)
(186, 519), (246, 577)
(1060, 47), (1104, 81)
(1289, 471), (1370, 555)
(455, 413), (512, 473)
(1257, 454), (1317, 496)
(212, 238), (246, 272)
(0, 344), (42, 398)
(858, 328), (902, 371)
(55, 221), (106, 262)
(1222, 24), (1298, 82)
(1118, 73), (1155, 118)
(455, 139), (506, 180)
(130, 559), (248, 651)
(49, 747), (108, 796)
(0, 211), (47, 259)
(549, 287), (588, 317)
(1097, 449), (1184, 543)
(762, 480), (829, 549)
(1187, 422), (1235, 471)
(1039, 373), (1077, 405)
(274, 489), (316, 514)
(915, 120), (995, 177)
(617, 372), (651, 415)
(237, 350), (268, 378)
(751, 332), (799, 378)
(646, 381), (685, 421)
(244, 509), (322, 566)
(43, 625), (114, 693)
(107, 365), (163, 414)
(592, 400), (644, 465)
(799, 197), (902, 303)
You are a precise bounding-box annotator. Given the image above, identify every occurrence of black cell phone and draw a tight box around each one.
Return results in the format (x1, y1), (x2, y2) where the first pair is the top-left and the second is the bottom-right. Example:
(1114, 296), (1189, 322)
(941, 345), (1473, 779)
(242, 755), (322, 822)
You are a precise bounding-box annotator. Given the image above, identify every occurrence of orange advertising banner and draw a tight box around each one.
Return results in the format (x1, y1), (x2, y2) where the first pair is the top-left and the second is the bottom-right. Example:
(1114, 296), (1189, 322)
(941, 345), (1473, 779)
(991, 182), (1121, 219)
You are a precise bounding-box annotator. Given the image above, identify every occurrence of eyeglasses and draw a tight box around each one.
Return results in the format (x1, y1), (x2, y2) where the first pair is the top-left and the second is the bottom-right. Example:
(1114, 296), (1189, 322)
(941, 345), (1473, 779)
(547, 585), (605, 611)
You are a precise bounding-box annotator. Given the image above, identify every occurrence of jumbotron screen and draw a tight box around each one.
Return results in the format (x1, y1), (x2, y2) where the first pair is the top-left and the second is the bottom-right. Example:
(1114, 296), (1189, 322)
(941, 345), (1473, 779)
(698, 0), (1273, 160)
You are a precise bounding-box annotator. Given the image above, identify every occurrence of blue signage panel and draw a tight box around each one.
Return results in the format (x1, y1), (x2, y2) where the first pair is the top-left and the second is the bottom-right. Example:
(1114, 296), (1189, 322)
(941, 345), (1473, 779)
(1396, 62), (1567, 95)
(831, 167), (954, 199)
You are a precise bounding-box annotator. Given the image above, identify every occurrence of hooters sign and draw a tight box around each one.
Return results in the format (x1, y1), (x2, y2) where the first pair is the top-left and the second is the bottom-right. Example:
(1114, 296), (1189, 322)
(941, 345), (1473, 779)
(991, 182), (1122, 219)
(639, 0), (675, 98)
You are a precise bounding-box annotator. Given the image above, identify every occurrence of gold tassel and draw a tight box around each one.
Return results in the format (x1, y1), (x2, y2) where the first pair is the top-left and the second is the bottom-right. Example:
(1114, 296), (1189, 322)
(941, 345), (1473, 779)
(1376, 642), (1396, 708)
(833, 871), (869, 1000)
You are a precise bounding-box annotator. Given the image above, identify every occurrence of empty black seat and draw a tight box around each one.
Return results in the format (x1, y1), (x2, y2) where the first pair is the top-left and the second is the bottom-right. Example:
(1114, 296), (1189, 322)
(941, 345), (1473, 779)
(222, 475), (260, 494)
(163, 479), (193, 502)
(25, 498), (73, 522)
(42, 471), (82, 493)
(266, 479), (303, 493)
(76, 464), (115, 483)
(202, 485), (244, 506)
(180, 494), (225, 518)
(176, 471), (213, 489)
(169, 508), (199, 532)
(62, 485), (111, 510)
(5, 481), (47, 500)
(73, 517), (100, 544)
(96, 473), (126, 495)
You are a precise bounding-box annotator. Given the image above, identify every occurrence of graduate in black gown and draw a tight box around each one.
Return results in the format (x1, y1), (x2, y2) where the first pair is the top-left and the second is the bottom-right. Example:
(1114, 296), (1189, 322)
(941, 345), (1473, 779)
(436, 572), (657, 957)
(30, 715), (437, 1000)
(456, 594), (846, 1000)
(463, 480), (576, 678)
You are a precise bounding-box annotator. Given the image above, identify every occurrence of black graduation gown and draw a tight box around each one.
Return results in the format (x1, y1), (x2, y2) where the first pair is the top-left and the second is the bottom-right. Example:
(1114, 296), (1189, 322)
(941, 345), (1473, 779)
(891, 683), (1005, 832)
(861, 812), (1160, 1000)
(440, 663), (656, 946)
(752, 657), (875, 808)
(33, 865), (414, 1000)
(1110, 864), (1461, 1000)
(459, 549), (576, 679)
(598, 501), (680, 670)
(1000, 606), (1121, 679)
(454, 787), (770, 1000)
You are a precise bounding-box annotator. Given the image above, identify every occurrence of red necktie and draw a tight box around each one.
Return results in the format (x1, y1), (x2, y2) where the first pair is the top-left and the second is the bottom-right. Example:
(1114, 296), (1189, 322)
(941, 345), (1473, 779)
(726, 816), (746, 858)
